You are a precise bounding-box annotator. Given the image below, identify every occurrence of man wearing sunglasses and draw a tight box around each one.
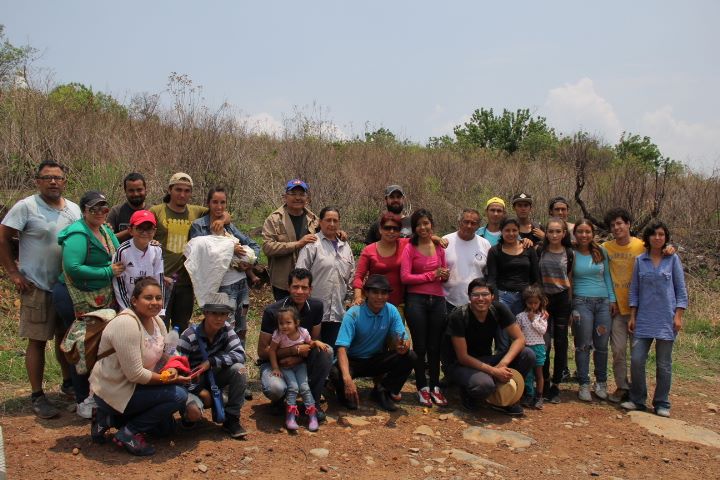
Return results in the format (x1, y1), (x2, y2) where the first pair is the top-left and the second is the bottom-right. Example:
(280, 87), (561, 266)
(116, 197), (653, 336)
(364, 185), (412, 245)
(0, 160), (81, 419)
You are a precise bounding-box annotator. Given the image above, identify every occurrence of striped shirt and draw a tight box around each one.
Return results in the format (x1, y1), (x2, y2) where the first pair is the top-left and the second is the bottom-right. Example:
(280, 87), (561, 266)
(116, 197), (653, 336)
(178, 322), (246, 370)
(112, 239), (165, 310)
(539, 249), (571, 295)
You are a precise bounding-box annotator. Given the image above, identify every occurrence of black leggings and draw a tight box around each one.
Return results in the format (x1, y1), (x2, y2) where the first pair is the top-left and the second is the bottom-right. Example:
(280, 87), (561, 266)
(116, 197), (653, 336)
(404, 293), (446, 390)
(543, 289), (571, 385)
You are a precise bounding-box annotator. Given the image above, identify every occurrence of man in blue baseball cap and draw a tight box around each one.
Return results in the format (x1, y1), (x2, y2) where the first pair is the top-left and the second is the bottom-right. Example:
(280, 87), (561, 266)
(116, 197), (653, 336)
(262, 179), (319, 300)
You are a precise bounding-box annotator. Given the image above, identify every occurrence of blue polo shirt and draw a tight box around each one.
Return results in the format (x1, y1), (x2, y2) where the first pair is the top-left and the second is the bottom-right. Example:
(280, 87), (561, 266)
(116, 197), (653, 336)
(335, 303), (406, 359)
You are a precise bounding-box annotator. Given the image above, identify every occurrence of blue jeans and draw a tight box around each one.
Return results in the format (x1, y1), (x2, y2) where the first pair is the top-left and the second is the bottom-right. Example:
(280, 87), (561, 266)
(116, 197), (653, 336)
(51, 281), (90, 404)
(95, 384), (187, 434)
(572, 296), (611, 385)
(261, 346), (333, 404)
(282, 362), (315, 407)
(629, 337), (674, 410)
(219, 278), (249, 336)
(496, 290), (523, 353)
(404, 293), (447, 390)
(445, 347), (536, 402)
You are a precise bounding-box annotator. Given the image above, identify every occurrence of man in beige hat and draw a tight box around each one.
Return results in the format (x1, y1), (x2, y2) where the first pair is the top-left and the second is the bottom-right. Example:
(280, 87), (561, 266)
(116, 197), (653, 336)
(150, 172), (226, 331)
(442, 278), (535, 416)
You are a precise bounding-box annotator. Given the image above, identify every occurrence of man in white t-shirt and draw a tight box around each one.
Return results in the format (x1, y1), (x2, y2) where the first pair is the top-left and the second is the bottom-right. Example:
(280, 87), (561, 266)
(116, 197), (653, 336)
(444, 209), (492, 312)
(0, 160), (81, 419)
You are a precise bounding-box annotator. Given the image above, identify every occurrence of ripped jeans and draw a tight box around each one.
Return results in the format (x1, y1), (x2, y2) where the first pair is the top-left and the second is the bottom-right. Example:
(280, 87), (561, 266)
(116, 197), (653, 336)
(572, 296), (611, 386)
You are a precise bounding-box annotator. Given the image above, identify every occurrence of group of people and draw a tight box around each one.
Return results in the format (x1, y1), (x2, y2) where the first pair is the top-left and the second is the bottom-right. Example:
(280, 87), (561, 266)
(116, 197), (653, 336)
(0, 162), (688, 457)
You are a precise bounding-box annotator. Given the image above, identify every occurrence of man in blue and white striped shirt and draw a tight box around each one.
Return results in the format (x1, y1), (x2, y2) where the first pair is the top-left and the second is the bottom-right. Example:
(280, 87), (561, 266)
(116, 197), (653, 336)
(178, 293), (248, 438)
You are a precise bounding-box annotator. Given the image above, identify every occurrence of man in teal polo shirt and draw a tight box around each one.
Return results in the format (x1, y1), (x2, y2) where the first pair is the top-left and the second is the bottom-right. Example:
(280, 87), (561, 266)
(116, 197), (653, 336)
(331, 274), (415, 412)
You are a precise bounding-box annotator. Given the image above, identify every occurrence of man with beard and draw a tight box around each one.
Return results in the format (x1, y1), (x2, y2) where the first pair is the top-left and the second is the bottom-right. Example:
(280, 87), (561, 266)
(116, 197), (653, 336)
(107, 172), (148, 242)
(364, 185), (411, 244)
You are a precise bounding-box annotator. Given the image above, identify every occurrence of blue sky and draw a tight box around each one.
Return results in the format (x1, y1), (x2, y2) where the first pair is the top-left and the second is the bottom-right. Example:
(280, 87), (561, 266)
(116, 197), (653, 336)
(3, 0), (718, 172)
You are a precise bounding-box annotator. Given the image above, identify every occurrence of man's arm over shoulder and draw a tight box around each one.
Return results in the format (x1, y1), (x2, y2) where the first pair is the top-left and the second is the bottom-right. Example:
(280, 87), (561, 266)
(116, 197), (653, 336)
(262, 212), (300, 256)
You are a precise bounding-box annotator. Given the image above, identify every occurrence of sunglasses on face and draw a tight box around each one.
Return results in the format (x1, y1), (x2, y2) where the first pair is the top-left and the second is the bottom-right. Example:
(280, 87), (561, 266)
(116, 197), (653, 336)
(87, 205), (110, 215)
(381, 225), (401, 232)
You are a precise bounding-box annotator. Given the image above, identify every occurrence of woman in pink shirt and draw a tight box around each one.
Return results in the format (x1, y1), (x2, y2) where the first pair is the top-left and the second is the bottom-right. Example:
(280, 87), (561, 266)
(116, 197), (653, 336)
(352, 212), (408, 307)
(401, 209), (449, 407)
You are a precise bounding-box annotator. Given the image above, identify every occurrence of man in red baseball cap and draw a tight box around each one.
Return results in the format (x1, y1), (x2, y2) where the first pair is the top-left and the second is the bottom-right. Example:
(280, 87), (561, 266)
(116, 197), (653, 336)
(112, 210), (166, 312)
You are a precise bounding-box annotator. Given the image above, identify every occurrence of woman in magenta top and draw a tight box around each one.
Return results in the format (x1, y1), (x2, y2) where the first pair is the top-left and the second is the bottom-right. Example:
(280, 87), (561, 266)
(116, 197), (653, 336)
(401, 209), (449, 407)
(352, 212), (408, 307)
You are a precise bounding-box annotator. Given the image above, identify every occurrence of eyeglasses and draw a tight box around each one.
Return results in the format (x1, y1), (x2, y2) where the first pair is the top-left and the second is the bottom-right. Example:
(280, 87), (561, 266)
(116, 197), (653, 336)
(286, 191), (307, 198)
(469, 291), (492, 298)
(133, 226), (156, 234)
(381, 225), (401, 232)
(88, 205), (110, 215)
(36, 175), (66, 182)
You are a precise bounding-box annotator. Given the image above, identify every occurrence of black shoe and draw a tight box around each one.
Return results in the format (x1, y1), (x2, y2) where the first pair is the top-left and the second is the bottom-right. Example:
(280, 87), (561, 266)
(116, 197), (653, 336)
(520, 394), (534, 408)
(244, 391), (253, 401)
(315, 408), (327, 423)
(489, 403), (524, 416)
(113, 429), (155, 456)
(90, 408), (110, 444)
(340, 398), (359, 410)
(60, 382), (75, 399)
(222, 415), (248, 439)
(459, 388), (479, 411)
(546, 384), (561, 404)
(269, 399), (285, 416)
(370, 387), (397, 412)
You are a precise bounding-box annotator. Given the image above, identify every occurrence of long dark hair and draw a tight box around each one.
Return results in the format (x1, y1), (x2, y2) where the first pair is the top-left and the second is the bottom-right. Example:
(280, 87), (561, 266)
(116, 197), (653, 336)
(410, 209), (434, 246)
(130, 277), (162, 308)
(206, 185), (228, 205)
(498, 217), (520, 245)
(573, 218), (604, 264)
(538, 217), (572, 252)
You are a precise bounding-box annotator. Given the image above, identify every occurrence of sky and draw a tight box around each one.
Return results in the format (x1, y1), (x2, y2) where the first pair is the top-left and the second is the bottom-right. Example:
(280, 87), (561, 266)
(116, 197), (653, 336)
(3, 0), (719, 173)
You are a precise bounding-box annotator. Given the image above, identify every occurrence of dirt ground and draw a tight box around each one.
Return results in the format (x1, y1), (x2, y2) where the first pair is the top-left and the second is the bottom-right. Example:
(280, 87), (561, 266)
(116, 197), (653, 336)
(2, 375), (720, 480)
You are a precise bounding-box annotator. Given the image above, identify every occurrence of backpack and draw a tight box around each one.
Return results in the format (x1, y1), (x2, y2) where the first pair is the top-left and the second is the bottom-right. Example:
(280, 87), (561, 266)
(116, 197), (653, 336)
(60, 308), (118, 375)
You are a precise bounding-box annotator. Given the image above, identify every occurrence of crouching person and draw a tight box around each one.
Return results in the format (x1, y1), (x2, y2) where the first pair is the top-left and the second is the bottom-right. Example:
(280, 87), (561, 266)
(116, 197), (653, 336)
(89, 277), (188, 456)
(443, 278), (535, 416)
(330, 274), (416, 412)
(178, 293), (248, 438)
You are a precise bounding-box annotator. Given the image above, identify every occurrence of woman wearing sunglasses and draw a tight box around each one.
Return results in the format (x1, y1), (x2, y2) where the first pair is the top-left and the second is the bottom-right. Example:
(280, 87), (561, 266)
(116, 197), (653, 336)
(352, 212), (408, 308)
(53, 191), (124, 419)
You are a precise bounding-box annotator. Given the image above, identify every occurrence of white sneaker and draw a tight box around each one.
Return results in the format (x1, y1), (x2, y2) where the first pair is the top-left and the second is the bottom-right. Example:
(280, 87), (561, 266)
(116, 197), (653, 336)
(620, 400), (638, 411)
(655, 407), (671, 418)
(76, 396), (96, 419)
(578, 384), (592, 402)
(594, 382), (608, 400)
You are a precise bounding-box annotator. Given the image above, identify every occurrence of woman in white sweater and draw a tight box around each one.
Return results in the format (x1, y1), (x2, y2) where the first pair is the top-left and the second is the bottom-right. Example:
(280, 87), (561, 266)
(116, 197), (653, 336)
(89, 277), (189, 456)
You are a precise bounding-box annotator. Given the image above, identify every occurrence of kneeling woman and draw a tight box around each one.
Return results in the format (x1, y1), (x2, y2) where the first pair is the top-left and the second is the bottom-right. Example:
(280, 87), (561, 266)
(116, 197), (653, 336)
(90, 277), (189, 456)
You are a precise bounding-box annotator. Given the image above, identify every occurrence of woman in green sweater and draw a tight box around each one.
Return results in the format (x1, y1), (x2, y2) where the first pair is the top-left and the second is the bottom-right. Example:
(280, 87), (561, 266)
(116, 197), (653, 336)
(53, 191), (123, 418)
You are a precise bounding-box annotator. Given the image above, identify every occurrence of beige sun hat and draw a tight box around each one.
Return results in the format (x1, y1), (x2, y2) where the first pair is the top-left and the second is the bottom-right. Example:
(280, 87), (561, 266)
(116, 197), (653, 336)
(486, 368), (525, 407)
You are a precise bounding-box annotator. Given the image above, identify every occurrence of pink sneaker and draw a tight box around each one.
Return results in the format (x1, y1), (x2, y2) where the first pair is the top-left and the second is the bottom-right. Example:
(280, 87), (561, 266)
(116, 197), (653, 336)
(417, 387), (433, 407)
(430, 387), (448, 406)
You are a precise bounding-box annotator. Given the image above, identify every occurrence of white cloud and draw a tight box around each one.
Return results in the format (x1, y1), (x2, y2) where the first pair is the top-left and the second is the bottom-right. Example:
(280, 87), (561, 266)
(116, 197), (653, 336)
(241, 112), (284, 136)
(641, 106), (720, 173)
(544, 77), (622, 141)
